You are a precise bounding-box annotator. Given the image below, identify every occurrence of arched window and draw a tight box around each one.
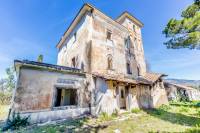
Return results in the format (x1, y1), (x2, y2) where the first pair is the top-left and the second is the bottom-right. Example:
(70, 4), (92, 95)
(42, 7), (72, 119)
(107, 55), (113, 70)
(137, 66), (140, 76)
(127, 62), (132, 74)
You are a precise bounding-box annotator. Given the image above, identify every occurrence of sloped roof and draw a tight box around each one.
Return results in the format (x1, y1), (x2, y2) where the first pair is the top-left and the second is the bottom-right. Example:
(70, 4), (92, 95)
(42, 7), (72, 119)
(165, 82), (195, 90)
(14, 60), (83, 74)
(138, 72), (167, 84)
(116, 11), (144, 27)
(92, 72), (137, 84)
(56, 3), (143, 49)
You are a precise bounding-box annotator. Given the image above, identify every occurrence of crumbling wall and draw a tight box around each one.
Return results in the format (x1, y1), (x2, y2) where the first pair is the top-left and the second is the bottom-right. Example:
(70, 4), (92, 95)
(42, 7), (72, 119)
(150, 81), (168, 107)
(93, 78), (118, 115)
(13, 68), (88, 112)
(164, 82), (200, 101)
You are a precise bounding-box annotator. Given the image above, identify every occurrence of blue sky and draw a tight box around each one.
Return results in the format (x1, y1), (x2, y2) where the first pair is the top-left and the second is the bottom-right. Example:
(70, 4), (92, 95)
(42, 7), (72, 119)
(0, 0), (199, 80)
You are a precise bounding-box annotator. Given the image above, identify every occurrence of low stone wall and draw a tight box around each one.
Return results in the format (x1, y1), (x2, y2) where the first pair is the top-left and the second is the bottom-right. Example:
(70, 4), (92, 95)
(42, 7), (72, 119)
(19, 107), (90, 124)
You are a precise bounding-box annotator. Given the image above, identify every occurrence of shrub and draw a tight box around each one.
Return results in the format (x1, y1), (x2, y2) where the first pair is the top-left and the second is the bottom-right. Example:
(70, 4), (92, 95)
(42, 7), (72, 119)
(159, 104), (171, 111)
(111, 109), (119, 117)
(2, 111), (30, 131)
(131, 108), (141, 114)
(152, 109), (162, 115)
(99, 112), (112, 121)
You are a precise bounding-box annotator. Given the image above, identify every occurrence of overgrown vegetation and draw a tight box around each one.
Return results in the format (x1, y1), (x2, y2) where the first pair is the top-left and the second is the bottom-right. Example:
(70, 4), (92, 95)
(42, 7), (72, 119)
(2, 111), (30, 131)
(1, 102), (200, 132)
(131, 108), (141, 113)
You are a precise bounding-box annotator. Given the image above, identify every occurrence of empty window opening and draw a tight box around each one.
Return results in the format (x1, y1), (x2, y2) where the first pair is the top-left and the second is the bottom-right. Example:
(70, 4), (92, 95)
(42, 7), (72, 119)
(134, 38), (137, 49)
(73, 32), (77, 43)
(106, 30), (112, 40)
(125, 38), (130, 49)
(55, 88), (77, 107)
(133, 25), (136, 32)
(72, 57), (76, 67)
(137, 67), (140, 76)
(127, 63), (132, 74)
(81, 62), (84, 71)
(107, 55), (113, 69)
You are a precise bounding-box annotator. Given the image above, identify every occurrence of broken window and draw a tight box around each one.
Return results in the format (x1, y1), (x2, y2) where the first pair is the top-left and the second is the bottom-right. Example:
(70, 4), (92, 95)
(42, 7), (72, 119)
(106, 30), (112, 40)
(54, 88), (77, 107)
(127, 62), (132, 74)
(107, 55), (113, 70)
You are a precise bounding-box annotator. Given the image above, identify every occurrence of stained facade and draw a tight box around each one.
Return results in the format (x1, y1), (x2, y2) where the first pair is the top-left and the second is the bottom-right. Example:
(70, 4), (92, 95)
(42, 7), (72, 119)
(11, 4), (168, 124)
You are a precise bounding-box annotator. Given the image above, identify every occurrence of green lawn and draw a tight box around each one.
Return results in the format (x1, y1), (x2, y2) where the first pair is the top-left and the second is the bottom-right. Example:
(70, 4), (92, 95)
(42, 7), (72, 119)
(1, 102), (200, 133)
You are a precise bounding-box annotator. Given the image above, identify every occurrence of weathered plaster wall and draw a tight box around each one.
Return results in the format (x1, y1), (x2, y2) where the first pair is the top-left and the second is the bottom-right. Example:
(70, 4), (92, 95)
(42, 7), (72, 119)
(93, 78), (118, 115)
(118, 18), (146, 76)
(151, 82), (169, 107)
(57, 11), (93, 72)
(13, 68), (88, 112)
(91, 12), (128, 75)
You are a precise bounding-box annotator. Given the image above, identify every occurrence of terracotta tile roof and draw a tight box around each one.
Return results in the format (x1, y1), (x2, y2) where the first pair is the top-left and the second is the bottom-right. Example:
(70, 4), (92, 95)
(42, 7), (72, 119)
(92, 72), (137, 84)
(138, 72), (167, 84)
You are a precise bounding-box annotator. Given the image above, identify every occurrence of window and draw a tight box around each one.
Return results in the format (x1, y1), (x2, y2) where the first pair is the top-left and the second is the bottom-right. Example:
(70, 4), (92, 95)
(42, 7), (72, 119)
(73, 32), (77, 43)
(107, 55), (113, 70)
(133, 25), (136, 32)
(134, 38), (137, 49)
(137, 66), (140, 76)
(72, 57), (76, 67)
(106, 30), (112, 40)
(81, 62), (84, 71)
(54, 88), (77, 107)
(125, 38), (130, 49)
(127, 62), (132, 74)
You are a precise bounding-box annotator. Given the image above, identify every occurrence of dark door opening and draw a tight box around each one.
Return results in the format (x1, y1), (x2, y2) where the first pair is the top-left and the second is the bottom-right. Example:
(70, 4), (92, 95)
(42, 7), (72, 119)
(54, 88), (77, 107)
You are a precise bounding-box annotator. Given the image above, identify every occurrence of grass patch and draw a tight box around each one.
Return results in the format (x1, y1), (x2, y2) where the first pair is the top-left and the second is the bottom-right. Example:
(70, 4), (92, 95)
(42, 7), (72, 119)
(3, 102), (200, 133)
(131, 108), (141, 114)
(0, 104), (9, 121)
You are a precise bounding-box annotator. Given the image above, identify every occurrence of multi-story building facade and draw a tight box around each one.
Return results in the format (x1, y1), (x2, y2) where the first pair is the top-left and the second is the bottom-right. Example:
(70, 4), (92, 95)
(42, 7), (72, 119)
(11, 4), (168, 124)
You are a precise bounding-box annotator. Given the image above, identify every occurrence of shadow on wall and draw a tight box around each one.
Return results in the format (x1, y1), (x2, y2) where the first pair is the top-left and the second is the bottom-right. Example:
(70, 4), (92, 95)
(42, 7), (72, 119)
(143, 109), (200, 126)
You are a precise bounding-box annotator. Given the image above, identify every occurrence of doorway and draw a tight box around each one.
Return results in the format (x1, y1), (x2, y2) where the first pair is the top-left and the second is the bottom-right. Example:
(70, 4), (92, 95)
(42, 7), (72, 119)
(119, 86), (126, 109)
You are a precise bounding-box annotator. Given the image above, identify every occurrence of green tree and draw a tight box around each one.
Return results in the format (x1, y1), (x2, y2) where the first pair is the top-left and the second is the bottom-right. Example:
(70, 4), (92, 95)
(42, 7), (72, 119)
(37, 54), (43, 62)
(5, 67), (16, 92)
(163, 0), (200, 49)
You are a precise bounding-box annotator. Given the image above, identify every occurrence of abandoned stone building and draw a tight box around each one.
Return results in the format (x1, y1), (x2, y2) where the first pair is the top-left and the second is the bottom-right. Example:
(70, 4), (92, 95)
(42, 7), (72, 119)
(10, 4), (169, 123)
(164, 82), (200, 101)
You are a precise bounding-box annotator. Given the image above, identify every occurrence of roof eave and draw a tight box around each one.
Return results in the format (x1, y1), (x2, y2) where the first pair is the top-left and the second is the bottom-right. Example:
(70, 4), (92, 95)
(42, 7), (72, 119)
(116, 11), (144, 28)
(56, 3), (93, 49)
